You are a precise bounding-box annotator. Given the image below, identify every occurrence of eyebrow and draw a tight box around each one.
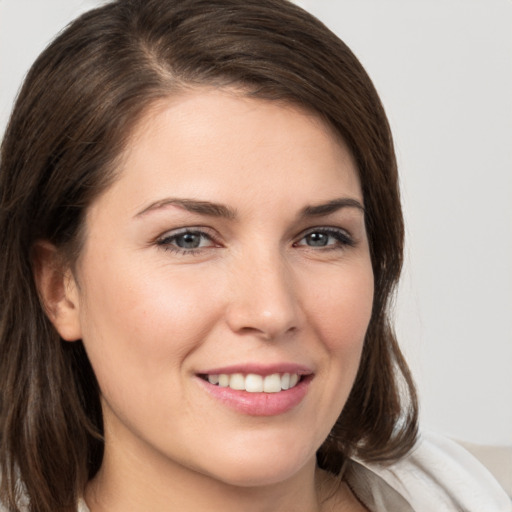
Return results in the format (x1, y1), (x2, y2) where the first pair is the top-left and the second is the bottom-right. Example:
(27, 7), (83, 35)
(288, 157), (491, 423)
(135, 196), (364, 220)
(299, 197), (365, 218)
(135, 198), (237, 219)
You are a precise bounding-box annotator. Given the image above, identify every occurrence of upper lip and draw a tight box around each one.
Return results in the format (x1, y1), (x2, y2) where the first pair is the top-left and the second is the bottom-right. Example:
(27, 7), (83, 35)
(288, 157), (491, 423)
(197, 363), (314, 376)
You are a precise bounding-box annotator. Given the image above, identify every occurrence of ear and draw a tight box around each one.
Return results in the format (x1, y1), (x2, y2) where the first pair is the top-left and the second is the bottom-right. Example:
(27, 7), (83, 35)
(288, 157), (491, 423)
(32, 241), (82, 342)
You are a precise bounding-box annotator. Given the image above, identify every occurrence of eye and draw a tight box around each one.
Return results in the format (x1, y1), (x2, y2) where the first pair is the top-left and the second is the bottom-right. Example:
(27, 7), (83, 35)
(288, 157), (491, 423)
(294, 228), (354, 249)
(156, 228), (217, 254)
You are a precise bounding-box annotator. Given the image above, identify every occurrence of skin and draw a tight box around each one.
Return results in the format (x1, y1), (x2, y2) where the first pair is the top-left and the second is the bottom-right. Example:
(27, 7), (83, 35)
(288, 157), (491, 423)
(39, 88), (373, 511)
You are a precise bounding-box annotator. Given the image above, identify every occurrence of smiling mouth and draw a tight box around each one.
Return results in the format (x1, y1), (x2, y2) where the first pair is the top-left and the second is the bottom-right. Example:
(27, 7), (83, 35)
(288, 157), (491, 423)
(199, 372), (303, 393)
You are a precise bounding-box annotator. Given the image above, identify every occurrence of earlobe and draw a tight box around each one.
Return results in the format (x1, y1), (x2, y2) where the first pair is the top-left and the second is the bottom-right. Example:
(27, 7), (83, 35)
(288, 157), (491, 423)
(32, 241), (82, 342)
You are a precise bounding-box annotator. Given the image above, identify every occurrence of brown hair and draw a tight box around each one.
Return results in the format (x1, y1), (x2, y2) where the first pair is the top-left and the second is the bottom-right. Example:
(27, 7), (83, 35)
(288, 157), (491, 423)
(0, 0), (417, 510)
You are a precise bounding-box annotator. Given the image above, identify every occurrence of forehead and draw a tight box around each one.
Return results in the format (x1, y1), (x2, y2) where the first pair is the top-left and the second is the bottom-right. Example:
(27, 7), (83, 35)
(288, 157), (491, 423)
(92, 87), (362, 219)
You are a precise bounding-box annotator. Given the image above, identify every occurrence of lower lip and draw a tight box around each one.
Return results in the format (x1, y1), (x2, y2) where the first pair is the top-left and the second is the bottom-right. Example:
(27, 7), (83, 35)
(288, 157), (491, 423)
(196, 376), (312, 416)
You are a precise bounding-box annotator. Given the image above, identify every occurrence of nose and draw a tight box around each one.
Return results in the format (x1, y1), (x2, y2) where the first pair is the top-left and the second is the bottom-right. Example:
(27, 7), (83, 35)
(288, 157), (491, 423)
(225, 251), (301, 341)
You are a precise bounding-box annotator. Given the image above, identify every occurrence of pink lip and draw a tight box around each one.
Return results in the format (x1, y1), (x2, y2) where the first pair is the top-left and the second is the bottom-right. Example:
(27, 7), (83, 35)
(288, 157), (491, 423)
(195, 364), (313, 416)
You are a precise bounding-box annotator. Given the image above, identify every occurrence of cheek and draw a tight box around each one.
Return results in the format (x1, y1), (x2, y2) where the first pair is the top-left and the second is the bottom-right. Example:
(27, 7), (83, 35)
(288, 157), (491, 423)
(76, 255), (223, 391)
(306, 260), (374, 356)
(297, 259), (374, 442)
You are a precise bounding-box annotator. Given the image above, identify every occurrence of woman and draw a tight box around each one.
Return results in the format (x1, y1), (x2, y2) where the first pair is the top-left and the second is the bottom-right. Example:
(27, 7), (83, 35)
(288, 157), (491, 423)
(0, 1), (508, 511)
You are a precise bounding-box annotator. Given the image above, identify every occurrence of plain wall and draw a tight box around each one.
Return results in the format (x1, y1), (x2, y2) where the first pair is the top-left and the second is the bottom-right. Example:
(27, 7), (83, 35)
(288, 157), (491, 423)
(1, 0), (511, 446)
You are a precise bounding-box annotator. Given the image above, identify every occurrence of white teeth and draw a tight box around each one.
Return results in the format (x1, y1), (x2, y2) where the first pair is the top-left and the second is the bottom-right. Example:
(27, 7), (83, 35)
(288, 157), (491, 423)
(206, 372), (302, 392)
(229, 373), (245, 390)
(263, 373), (281, 393)
(245, 374), (264, 392)
(218, 374), (229, 387)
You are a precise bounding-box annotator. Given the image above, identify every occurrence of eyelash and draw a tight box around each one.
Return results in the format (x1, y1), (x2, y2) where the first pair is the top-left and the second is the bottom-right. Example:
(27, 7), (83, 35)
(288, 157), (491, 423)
(156, 228), (217, 255)
(293, 227), (355, 250)
(155, 226), (354, 255)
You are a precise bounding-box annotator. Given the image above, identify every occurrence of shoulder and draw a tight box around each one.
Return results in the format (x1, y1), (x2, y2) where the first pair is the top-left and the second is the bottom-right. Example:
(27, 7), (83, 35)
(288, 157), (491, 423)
(345, 431), (512, 512)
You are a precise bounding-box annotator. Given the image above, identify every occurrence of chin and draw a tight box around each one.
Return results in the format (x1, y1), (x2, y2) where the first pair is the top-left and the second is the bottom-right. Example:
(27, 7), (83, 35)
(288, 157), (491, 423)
(207, 461), (309, 488)
(195, 436), (317, 488)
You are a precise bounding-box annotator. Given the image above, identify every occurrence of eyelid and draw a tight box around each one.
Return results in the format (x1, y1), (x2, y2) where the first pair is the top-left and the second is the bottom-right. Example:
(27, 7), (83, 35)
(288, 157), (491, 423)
(300, 225), (352, 237)
(156, 226), (213, 241)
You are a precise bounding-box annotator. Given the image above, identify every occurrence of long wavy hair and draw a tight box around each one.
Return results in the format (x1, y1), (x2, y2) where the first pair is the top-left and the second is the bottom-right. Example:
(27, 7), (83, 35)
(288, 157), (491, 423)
(0, 1), (418, 510)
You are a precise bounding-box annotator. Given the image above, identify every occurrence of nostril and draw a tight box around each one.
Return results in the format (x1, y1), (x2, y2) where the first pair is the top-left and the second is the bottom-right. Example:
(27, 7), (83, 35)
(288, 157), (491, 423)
(235, 323), (298, 341)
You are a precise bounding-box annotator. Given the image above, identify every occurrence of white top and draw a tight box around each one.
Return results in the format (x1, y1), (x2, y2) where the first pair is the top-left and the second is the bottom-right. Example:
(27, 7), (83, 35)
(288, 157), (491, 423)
(344, 431), (511, 511)
(7, 432), (511, 511)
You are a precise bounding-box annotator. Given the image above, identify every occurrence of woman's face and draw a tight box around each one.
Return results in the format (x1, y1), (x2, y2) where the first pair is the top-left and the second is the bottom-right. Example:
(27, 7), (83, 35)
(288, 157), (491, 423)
(69, 89), (374, 487)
